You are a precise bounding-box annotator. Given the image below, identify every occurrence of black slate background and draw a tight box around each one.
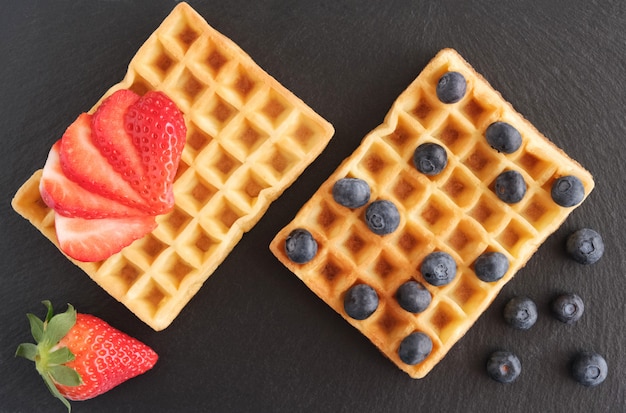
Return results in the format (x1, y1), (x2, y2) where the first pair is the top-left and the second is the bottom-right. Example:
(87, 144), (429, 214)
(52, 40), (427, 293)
(1, 1), (625, 412)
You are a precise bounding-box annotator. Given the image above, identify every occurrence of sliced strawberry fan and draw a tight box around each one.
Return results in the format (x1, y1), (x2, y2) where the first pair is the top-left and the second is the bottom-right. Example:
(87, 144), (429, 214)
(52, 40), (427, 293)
(39, 89), (187, 262)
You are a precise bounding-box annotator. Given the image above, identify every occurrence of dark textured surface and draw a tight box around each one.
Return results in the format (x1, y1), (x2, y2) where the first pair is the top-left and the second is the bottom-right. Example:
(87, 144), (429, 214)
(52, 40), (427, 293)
(1, 1), (625, 412)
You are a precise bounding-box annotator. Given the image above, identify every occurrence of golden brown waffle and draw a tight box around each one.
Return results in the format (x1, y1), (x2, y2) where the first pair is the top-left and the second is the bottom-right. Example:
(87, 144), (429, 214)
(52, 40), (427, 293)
(270, 48), (594, 378)
(11, 2), (334, 331)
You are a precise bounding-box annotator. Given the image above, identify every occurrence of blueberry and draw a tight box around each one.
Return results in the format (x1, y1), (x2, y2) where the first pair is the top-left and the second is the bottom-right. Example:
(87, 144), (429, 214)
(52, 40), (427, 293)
(436, 71), (467, 104)
(332, 178), (371, 208)
(396, 281), (432, 313)
(551, 293), (584, 324)
(551, 175), (585, 207)
(398, 332), (432, 365)
(344, 284), (379, 320)
(494, 170), (526, 203)
(566, 228), (604, 265)
(503, 296), (538, 330)
(486, 351), (522, 383)
(571, 352), (608, 387)
(365, 200), (400, 235)
(474, 251), (509, 283)
(485, 121), (522, 154)
(284, 229), (318, 264)
(413, 143), (448, 176)
(421, 251), (457, 286)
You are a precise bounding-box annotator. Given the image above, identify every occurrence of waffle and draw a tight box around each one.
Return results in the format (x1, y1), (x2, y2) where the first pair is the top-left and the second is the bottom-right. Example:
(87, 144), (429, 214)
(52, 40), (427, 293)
(11, 2), (334, 331)
(270, 48), (594, 378)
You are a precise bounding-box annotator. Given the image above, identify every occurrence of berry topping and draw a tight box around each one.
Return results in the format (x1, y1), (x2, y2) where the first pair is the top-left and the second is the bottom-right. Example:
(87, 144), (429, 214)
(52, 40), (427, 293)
(332, 178), (371, 208)
(570, 352), (608, 387)
(551, 293), (584, 324)
(15, 301), (158, 411)
(494, 170), (526, 203)
(55, 214), (157, 262)
(37, 88), (187, 262)
(566, 228), (604, 265)
(413, 142), (448, 176)
(124, 91), (187, 209)
(436, 71), (467, 104)
(396, 281), (432, 313)
(421, 251), (457, 286)
(473, 251), (510, 283)
(485, 121), (522, 154)
(551, 175), (585, 207)
(398, 332), (432, 365)
(486, 351), (522, 383)
(92, 89), (187, 214)
(57, 113), (150, 214)
(284, 229), (318, 264)
(40, 141), (146, 219)
(365, 200), (400, 235)
(344, 284), (379, 320)
(91, 90), (145, 194)
(503, 296), (538, 330)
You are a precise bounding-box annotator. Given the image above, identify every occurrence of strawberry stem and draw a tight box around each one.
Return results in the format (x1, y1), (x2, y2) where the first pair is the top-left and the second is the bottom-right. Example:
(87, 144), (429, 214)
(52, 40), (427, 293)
(16, 301), (82, 412)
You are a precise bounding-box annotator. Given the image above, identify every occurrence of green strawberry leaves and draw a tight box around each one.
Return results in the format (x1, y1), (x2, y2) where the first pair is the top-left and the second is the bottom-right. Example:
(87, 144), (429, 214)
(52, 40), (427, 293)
(42, 302), (76, 346)
(16, 301), (81, 412)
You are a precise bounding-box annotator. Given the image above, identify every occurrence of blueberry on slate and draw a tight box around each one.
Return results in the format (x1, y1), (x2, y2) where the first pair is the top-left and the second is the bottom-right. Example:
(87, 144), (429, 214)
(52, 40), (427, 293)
(571, 352), (608, 387)
(413, 143), (448, 176)
(284, 229), (318, 264)
(474, 251), (510, 283)
(551, 175), (585, 207)
(344, 284), (379, 320)
(396, 281), (432, 313)
(503, 296), (538, 330)
(398, 332), (433, 365)
(486, 351), (522, 383)
(332, 178), (371, 208)
(365, 200), (400, 235)
(421, 251), (457, 286)
(436, 71), (467, 104)
(566, 228), (604, 265)
(485, 121), (522, 154)
(494, 170), (527, 203)
(551, 293), (584, 324)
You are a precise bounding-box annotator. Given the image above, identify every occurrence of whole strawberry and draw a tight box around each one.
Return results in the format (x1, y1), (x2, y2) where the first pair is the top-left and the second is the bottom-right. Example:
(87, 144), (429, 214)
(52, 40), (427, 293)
(16, 301), (158, 411)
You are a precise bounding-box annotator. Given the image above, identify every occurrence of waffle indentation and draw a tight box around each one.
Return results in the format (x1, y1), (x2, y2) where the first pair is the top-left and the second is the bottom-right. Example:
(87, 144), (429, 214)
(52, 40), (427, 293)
(382, 114), (423, 157)
(158, 206), (193, 242)
(311, 253), (354, 297)
(462, 142), (502, 182)
(433, 115), (474, 156)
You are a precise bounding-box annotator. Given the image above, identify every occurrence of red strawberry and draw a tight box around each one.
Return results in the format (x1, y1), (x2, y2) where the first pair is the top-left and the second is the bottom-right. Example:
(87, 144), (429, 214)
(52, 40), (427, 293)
(55, 214), (157, 262)
(40, 141), (146, 219)
(91, 90), (162, 210)
(16, 301), (158, 411)
(59, 113), (150, 213)
(124, 91), (187, 210)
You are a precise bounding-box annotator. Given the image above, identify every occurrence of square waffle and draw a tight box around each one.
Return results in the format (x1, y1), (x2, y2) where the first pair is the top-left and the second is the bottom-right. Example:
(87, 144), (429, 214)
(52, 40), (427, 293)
(11, 2), (334, 331)
(270, 48), (594, 378)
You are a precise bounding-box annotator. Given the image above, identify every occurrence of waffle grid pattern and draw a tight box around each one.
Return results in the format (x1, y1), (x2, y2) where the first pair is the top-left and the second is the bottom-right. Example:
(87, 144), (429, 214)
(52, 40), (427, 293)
(270, 49), (593, 378)
(12, 2), (334, 331)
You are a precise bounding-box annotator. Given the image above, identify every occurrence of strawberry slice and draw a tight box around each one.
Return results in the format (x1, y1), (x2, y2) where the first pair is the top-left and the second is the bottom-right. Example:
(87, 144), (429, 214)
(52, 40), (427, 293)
(55, 214), (157, 262)
(40, 141), (146, 219)
(58, 113), (151, 213)
(125, 91), (187, 210)
(91, 90), (167, 210)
